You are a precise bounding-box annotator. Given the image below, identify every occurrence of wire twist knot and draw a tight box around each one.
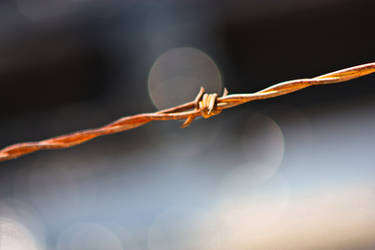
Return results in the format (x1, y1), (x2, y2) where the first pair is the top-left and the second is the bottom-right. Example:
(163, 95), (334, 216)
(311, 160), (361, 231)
(181, 87), (228, 128)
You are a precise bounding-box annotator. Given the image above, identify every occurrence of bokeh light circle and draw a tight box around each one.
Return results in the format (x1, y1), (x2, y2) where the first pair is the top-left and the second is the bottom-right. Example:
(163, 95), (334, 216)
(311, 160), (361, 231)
(0, 199), (46, 250)
(148, 206), (223, 250)
(240, 113), (285, 184)
(56, 223), (123, 250)
(0, 217), (40, 250)
(148, 47), (223, 109)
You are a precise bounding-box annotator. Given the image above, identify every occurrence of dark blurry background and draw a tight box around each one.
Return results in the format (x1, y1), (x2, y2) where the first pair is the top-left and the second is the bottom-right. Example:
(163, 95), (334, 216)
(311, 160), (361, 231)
(1, 0), (375, 249)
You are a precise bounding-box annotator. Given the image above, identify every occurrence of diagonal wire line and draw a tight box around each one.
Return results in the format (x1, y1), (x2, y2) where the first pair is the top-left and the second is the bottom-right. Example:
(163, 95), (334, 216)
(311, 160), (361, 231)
(1, 62), (375, 162)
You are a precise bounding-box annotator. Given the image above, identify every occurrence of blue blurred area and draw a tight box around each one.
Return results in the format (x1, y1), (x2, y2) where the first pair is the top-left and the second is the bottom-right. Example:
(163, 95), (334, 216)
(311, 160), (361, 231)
(1, 0), (375, 249)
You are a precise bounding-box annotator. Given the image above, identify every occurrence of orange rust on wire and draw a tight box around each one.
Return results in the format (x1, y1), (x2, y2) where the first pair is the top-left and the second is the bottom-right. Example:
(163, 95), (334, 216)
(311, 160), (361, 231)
(1, 62), (375, 162)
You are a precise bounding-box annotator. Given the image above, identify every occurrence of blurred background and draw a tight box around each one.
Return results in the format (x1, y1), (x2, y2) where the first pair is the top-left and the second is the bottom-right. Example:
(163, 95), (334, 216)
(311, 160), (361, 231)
(1, 0), (375, 249)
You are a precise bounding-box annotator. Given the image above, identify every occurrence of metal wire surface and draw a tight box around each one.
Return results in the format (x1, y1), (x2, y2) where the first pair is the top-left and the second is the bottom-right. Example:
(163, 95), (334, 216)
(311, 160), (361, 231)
(1, 62), (375, 162)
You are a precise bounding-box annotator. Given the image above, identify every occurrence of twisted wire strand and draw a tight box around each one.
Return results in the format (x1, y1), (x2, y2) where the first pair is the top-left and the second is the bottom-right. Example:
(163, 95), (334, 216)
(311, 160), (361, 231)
(1, 62), (375, 162)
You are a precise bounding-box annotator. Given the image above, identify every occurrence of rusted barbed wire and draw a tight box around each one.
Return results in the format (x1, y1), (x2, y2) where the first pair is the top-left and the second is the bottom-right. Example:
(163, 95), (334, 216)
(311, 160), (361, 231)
(1, 62), (375, 162)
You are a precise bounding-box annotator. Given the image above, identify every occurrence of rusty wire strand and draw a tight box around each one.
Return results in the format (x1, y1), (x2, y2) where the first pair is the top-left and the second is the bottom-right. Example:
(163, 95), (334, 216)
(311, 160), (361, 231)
(1, 62), (375, 162)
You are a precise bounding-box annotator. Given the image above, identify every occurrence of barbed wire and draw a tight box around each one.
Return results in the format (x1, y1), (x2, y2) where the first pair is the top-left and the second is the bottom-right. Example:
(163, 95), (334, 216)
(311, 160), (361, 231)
(1, 62), (375, 162)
